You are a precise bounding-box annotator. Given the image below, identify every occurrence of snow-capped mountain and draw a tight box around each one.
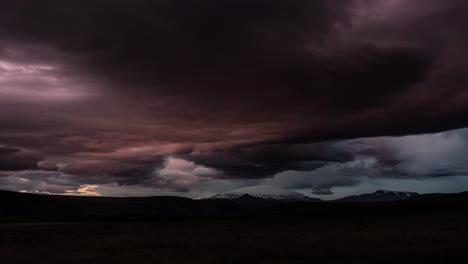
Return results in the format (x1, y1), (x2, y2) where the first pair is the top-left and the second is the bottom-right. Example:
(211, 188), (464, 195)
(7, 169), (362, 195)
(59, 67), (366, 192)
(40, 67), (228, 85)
(210, 186), (321, 202)
(335, 190), (419, 203)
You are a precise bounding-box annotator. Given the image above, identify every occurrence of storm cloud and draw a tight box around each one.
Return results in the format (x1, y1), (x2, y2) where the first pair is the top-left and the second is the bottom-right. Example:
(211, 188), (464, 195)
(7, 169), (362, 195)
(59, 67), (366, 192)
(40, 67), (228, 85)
(1, 0), (468, 196)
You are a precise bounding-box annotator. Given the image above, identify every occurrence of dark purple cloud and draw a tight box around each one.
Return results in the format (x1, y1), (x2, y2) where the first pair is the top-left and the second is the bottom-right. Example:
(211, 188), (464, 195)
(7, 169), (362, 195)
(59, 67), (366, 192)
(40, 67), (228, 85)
(0, 146), (41, 170)
(0, 0), (468, 195)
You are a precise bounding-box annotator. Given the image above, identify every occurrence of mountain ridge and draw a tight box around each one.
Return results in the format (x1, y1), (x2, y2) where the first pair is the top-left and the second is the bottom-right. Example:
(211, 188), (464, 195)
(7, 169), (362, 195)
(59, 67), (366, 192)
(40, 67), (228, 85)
(209, 185), (321, 203)
(334, 190), (420, 203)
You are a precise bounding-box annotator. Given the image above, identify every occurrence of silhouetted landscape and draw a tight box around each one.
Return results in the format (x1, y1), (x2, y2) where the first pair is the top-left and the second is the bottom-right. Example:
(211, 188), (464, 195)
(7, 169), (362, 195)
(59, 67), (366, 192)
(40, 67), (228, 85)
(2, 0), (468, 263)
(2, 190), (468, 263)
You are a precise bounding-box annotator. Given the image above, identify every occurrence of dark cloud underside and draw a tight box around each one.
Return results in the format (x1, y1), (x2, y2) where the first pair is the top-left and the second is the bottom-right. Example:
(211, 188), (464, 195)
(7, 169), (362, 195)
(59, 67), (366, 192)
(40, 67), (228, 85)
(0, 0), (468, 195)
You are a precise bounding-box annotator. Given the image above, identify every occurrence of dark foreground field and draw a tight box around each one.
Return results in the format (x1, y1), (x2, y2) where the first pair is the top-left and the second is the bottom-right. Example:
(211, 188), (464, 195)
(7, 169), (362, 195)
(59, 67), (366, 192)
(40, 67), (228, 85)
(2, 218), (468, 264)
(2, 191), (468, 263)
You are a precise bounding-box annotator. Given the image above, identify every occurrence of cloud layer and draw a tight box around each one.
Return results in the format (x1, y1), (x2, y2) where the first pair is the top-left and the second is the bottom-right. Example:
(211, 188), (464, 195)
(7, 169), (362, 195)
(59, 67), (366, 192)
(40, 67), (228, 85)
(1, 0), (468, 196)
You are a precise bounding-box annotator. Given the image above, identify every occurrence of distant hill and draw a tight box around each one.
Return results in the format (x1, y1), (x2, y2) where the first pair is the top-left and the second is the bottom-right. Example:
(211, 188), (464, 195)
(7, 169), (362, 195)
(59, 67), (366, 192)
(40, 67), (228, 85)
(334, 190), (419, 203)
(2, 189), (468, 222)
(209, 186), (321, 204)
(0, 190), (242, 222)
(229, 194), (282, 208)
(208, 187), (424, 204)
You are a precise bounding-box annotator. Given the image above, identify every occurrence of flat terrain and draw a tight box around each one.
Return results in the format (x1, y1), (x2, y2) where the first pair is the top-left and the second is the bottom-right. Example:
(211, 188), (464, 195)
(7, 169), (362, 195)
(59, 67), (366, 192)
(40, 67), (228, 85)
(2, 191), (468, 264)
(2, 216), (468, 263)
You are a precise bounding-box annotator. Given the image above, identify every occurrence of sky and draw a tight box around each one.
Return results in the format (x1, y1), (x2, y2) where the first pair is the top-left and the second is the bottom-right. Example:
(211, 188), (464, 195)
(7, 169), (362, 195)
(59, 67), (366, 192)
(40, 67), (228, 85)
(1, 0), (468, 199)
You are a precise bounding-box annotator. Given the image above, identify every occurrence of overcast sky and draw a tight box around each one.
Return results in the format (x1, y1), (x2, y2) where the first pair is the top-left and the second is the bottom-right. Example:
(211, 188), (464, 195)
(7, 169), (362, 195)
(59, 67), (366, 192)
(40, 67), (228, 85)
(1, 0), (468, 198)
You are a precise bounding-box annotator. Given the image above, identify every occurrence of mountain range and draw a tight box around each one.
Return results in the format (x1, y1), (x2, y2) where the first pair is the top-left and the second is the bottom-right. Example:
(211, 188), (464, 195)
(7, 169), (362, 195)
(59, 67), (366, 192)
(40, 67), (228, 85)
(334, 190), (419, 203)
(209, 186), (421, 204)
(0, 188), (463, 222)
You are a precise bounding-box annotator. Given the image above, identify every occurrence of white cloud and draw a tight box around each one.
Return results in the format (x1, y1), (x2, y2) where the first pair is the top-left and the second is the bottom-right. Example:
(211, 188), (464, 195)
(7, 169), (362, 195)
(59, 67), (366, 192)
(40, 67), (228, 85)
(264, 157), (376, 191)
(150, 157), (222, 191)
(344, 129), (468, 176)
